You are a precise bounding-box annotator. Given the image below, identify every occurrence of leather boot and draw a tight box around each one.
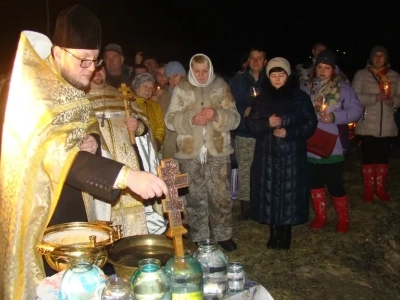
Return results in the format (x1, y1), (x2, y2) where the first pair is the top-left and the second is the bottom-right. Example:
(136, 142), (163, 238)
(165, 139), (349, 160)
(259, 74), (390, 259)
(332, 195), (349, 233)
(239, 200), (250, 221)
(218, 239), (237, 252)
(266, 225), (279, 249)
(310, 188), (327, 229)
(361, 164), (375, 202)
(277, 225), (292, 250)
(375, 164), (390, 202)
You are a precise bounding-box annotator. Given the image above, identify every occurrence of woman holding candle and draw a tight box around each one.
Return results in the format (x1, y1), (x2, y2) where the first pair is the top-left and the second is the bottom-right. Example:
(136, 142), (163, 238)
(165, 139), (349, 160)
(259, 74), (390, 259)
(352, 45), (400, 202)
(245, 58), (317, 250)
(301, 49), (362, 233)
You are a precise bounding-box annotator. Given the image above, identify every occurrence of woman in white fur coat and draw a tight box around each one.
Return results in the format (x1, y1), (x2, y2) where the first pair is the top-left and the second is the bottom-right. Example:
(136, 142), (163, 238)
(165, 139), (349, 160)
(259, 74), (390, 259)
(165, 53), (240, 251)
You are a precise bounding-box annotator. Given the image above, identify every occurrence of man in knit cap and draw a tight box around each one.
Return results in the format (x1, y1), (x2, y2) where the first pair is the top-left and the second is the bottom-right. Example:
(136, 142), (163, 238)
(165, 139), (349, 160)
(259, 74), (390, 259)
(0, 5), (167, 299)
(103, 43), (133, 88)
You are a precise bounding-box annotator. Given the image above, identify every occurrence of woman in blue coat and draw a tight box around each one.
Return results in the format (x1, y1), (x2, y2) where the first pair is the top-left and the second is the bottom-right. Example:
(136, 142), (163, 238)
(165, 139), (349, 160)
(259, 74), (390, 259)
(245, 57), (317, 250)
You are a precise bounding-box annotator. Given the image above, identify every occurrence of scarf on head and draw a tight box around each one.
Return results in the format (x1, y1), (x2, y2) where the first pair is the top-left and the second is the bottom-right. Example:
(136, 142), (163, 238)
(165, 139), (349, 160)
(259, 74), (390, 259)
(188, 53), (215, 88)
(307, 75), (341, 111)
(367, 63), (391, 93)
(187, 54), (216, 163)
(131, 72), (155, 92)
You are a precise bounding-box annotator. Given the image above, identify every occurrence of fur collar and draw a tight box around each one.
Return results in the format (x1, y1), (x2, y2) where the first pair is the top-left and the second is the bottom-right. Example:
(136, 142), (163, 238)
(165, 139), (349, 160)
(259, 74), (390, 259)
(261, 74), (300, 99)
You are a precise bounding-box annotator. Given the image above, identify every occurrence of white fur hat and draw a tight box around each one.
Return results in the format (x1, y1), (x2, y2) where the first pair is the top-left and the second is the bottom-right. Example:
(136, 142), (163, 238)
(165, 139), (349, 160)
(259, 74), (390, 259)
(266, 57), (291, 77)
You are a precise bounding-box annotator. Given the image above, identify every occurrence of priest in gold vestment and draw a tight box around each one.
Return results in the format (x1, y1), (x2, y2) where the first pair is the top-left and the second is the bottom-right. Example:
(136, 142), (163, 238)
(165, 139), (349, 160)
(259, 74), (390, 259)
(0, 5), (167, 299)
(87, 66), (167, 236)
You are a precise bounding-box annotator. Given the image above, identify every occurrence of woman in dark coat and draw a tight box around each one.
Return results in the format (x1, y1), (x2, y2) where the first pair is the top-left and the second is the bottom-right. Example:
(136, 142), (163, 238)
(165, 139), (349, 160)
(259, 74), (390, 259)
(245, 57), (318, 250)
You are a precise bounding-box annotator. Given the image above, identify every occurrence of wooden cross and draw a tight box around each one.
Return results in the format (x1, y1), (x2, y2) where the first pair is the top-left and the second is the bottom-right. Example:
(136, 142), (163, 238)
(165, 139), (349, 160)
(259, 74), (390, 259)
(117, 83), (136, 145)
(157, 158), (189, 258)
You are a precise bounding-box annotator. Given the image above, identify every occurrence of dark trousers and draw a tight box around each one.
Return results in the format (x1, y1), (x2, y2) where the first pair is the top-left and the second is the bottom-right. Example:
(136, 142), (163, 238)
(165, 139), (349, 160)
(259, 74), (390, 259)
(308, 162), (345, 197)
(360, 135), (391, 164)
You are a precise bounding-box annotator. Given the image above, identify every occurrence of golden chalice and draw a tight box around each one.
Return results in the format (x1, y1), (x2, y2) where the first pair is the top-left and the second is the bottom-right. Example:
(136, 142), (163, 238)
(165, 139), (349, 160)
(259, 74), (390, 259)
(36, 221), (122, 272)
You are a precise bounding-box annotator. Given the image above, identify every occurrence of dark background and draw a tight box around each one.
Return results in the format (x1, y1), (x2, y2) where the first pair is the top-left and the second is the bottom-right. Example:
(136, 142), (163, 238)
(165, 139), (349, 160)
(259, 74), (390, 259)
(1, 0), (399, 80)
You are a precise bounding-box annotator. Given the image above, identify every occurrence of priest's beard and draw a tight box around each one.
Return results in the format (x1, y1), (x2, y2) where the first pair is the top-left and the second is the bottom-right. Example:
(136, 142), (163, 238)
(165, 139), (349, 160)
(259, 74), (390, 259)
(92, 76), (105, 86)
(61, 67), (91, 91)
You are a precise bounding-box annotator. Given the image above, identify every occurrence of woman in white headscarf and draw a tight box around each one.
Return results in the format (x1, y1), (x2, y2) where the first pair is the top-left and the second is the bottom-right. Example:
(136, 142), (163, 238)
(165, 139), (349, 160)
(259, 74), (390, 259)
(165, 54), (240, 251)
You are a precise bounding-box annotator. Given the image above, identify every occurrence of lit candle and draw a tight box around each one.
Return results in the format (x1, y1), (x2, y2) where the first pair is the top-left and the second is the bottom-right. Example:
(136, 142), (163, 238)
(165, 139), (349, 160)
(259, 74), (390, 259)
(251, 87), (258, 97)
(382, 81), (391, 97)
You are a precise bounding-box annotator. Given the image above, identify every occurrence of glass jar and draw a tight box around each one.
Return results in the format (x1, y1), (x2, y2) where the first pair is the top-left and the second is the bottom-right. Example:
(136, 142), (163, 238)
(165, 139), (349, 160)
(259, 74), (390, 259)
(101, 275), (133, 299)
(227, 262), (247, 292)
(194, 239), (228, 299)
(164, 249), (203, 299)
(60, 257), (106, 300)
(129, 258), (170, 300)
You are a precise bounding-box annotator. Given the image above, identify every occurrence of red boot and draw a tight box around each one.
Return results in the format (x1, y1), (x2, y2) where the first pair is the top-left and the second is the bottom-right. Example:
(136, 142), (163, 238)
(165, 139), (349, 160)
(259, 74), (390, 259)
(310, 188), (327, 229)
(361, 165), (375, 202)
(375, 164), (389, 202)
(332, 195), (349, 233)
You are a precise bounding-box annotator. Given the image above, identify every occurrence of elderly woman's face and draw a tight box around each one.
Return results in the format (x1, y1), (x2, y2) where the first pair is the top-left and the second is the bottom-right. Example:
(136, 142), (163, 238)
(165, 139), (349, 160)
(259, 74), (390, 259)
(136, 81), (154, 99)
(315, 63), (334, 80)
(192, 62), (209, 84)
(269, 71), (287, 89)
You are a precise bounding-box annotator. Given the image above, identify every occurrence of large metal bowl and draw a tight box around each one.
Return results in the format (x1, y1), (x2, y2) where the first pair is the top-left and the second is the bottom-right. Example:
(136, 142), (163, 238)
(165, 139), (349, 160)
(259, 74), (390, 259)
(107, 234), (197, 279)
(37, 221), (122, 272)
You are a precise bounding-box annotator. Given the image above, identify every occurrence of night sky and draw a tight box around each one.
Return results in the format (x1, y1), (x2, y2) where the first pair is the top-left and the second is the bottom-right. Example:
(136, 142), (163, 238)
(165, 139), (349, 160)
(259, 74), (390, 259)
(1, 0), (399, 80)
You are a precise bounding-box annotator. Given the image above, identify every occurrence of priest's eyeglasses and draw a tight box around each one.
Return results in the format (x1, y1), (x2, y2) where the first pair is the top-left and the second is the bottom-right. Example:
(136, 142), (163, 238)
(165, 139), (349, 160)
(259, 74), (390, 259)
(61, 48), (103, 68)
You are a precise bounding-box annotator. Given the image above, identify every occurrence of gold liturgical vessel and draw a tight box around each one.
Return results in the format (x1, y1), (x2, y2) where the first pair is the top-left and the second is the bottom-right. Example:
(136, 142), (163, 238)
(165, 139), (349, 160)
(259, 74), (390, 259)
(37, 221), (122, 272)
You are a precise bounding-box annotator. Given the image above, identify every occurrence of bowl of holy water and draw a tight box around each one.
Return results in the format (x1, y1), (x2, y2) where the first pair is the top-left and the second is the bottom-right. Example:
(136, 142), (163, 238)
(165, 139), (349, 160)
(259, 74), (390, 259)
(107, 234), (197, 279)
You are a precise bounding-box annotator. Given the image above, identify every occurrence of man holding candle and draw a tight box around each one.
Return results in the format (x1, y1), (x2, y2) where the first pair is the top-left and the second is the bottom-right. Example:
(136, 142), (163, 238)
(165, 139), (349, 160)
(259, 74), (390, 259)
(352, 45), (400, 202)
(229, 47), (267, 220)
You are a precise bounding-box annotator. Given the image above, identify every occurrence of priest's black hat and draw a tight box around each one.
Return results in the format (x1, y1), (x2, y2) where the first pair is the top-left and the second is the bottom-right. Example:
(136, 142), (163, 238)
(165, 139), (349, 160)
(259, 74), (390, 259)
(52, 4), (101, 50)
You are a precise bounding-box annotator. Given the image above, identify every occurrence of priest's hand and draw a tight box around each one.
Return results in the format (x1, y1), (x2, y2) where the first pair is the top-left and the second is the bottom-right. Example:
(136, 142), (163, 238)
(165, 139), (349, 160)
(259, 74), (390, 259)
(125, 116), (139, 131)
(127, 170), (168, 199)
(79, 133), (98, 154)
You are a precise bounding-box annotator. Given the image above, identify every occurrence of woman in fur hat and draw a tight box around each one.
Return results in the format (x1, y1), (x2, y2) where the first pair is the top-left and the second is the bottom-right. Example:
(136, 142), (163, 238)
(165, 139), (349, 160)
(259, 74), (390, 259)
(245, 57), (317, 250)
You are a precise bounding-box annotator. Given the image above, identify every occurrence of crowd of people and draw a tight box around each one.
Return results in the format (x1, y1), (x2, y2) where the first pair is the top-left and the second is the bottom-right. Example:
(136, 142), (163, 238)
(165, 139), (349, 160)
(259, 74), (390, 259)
(1, 4), (400, 299)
